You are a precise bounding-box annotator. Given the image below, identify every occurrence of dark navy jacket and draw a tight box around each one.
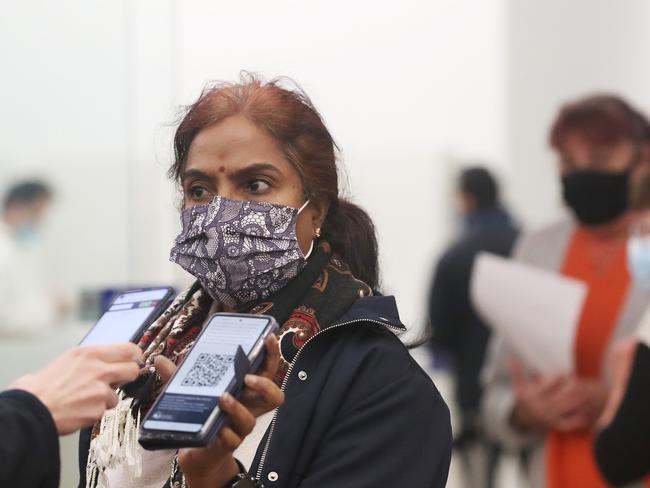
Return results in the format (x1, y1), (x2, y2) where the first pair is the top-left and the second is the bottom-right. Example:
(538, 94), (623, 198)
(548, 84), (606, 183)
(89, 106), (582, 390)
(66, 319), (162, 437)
(79, 295), (452, 487)
(250, 295), (452, 487)
(429, 208), (518, 415)
(0, 390), (60, 487)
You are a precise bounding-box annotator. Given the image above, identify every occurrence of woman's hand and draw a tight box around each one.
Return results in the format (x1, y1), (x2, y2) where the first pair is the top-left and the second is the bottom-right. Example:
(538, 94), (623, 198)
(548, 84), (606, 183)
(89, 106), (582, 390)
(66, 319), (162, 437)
(10, 343), (143, 435)
(511, 362), (608, 432)
(153, 335), (284, 488)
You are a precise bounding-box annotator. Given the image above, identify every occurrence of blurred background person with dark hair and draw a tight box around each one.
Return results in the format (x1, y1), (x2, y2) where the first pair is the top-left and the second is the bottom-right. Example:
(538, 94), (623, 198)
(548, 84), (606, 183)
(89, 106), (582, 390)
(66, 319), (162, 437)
(428, 166), (518, 488)
(594, 166), (650, 486)
(0, 180), (63, 335)
(482, 94), (650, 488)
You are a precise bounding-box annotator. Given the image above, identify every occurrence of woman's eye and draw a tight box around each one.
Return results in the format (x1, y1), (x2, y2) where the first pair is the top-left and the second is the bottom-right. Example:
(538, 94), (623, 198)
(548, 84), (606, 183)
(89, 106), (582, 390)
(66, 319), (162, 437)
(248, 179), (270, 193)
(188, 185), (207, 199)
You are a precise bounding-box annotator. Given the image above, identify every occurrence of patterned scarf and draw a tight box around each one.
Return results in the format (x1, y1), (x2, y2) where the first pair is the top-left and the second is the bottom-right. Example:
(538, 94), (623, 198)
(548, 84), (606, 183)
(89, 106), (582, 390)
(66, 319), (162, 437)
(86, 241), (371, 487)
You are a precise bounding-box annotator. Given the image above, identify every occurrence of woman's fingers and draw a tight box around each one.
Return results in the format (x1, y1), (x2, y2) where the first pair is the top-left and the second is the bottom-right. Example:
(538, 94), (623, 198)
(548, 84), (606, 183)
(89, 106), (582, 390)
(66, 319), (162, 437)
(220, 393), (256, 438)
(102, 360), (141, 387)
(153, 355), (177, 384)
(257, 335), (281, 381)
(555, 410), (589, 432)
(238, 374), (285, 417)
(104, 386), (119, 409)
(216, 425), (244, 452)
(88, 343), (144, 364)
(246, 375), (285, 407)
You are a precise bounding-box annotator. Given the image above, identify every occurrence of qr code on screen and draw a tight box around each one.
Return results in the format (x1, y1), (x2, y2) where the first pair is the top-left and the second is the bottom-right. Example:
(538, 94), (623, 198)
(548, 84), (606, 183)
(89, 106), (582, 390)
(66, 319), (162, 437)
(181, 353), (234, 387)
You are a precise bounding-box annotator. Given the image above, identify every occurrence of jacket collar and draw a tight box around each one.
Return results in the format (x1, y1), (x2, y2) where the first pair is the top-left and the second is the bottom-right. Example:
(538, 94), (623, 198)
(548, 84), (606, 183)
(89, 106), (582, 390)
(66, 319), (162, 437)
(334, 294), (406, 330)
(464, 207), (513, 233)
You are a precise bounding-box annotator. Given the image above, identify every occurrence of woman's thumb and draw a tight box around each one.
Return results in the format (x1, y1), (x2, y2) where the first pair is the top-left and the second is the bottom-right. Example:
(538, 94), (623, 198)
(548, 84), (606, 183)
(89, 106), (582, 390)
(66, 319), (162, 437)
(153, 355), (177, 384)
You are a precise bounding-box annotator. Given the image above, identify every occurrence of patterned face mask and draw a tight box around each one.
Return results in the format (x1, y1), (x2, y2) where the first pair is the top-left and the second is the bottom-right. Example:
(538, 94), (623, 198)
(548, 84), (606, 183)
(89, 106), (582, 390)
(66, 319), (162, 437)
(170, 196), (312, 308)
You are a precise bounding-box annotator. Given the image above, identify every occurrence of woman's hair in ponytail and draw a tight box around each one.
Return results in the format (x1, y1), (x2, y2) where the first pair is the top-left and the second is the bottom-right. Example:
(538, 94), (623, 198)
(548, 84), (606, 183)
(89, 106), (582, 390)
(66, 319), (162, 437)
(170, 73), (380, 290)
(322, 199), (379, 290)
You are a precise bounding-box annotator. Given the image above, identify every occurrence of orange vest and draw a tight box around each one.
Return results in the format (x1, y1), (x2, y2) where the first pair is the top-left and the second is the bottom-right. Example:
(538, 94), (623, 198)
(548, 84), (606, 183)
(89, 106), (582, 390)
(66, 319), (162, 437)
(546, 227), (644, 487)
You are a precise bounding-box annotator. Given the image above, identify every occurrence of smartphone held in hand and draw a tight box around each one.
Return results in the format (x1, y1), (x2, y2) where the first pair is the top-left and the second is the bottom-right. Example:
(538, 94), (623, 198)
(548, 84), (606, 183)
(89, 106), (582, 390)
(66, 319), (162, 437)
(138, 312), (279, 450)
(79, 287), (175, 346)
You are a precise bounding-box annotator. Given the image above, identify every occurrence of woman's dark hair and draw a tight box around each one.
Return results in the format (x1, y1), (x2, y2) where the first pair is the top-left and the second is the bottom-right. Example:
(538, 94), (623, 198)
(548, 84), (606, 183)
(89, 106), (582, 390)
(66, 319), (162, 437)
(459, 166), (499, 209)
(170, 74), (380, 289)
(550, 94), (650, 151)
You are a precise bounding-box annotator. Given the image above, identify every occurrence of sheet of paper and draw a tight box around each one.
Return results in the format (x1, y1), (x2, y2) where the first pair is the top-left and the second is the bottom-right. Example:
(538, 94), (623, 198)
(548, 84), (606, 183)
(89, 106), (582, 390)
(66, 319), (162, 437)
(470, 252), (588, 375)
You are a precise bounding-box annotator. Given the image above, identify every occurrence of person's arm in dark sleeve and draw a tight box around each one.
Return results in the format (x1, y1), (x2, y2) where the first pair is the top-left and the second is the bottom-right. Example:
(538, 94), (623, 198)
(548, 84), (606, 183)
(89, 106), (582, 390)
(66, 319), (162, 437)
(0, 389), (60, 487)
(595, 342), (650, 485)
(297, 366), (452, 488)
(78, 427), (92, 488)
(429, 253), (460, 350)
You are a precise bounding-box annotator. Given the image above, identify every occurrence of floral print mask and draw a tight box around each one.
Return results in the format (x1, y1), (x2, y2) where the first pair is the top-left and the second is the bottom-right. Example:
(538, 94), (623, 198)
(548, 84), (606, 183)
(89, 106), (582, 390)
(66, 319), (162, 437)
(170, 196), (311, 308)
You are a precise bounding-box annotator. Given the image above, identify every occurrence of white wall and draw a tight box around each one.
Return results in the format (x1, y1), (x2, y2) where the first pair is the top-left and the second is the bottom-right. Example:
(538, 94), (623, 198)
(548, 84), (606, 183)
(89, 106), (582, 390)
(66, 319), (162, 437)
(0, 0), (130, 289)
(0, 0), (508, 332)
(3, 0), (650, 333)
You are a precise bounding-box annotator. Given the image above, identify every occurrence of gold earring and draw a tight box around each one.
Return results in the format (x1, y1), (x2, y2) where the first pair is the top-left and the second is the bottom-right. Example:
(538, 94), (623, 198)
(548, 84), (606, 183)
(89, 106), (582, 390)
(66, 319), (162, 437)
(314, 227), (322, 238)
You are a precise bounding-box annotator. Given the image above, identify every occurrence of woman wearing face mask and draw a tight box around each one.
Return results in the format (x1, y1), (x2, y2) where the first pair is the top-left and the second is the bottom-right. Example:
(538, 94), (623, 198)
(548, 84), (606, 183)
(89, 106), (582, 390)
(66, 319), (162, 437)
(594, 167), (650, 485)
(482, 94), (650, 488)
(78, 75), (452, 488)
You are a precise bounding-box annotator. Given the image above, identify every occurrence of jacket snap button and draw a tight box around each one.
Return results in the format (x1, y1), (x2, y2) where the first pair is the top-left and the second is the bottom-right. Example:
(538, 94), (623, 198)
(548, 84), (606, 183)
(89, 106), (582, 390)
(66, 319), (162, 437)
(298, 370), (308, 381)
(268, 471), (279, 482)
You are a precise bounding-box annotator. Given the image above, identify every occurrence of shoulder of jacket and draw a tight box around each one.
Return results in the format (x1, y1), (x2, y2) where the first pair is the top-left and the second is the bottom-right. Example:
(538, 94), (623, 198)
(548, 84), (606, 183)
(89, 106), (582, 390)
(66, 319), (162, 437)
(329, 323), (435, 382)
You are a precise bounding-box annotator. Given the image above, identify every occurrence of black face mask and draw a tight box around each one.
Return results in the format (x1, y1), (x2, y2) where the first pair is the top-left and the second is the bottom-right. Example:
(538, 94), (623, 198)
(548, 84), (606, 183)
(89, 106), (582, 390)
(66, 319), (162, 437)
(561, 170), (630, 226)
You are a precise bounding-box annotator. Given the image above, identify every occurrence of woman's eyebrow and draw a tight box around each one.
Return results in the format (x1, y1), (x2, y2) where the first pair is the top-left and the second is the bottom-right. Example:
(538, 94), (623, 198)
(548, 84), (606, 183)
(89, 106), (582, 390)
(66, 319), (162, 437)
(182, 163), (281, 183)
(229, 162), (282, 180)
(181, 168), (211, 182)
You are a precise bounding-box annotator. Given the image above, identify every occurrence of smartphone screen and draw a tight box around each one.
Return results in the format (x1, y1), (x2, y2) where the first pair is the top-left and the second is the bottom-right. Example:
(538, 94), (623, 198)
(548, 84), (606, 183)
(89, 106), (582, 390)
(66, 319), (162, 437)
(80, 288), (171, 346)
(142, 314), (271, 433)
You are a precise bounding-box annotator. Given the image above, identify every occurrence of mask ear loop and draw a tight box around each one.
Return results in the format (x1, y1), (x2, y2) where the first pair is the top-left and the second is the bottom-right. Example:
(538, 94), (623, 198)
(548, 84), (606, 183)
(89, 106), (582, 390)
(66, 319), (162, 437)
(304, 239), (315, 259)
(297, 200), (310, 214)
(297, 200), (315, 259)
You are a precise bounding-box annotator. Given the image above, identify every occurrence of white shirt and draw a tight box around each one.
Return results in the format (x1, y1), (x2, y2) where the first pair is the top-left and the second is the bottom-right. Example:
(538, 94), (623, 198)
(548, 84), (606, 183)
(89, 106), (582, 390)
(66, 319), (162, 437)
(0, 223), (57, 336)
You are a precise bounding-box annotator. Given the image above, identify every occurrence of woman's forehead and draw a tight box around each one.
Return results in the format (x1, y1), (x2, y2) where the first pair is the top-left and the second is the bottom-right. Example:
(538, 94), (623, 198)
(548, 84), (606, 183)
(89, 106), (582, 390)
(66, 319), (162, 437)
(185, 116), (291, 175)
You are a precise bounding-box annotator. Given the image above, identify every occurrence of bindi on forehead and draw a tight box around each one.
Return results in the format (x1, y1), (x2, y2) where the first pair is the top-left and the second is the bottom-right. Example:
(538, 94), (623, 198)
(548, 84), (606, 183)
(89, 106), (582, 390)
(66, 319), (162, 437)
(218, 166), (226, 173)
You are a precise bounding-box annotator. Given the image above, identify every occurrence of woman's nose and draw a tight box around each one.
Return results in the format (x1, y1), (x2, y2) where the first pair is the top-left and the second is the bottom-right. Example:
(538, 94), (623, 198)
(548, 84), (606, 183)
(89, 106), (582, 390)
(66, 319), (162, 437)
(214, 184), (238, 201)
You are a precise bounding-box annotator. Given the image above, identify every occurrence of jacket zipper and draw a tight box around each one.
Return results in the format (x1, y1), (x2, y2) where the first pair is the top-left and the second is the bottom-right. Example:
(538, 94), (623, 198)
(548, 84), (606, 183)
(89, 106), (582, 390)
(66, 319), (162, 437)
(255, 318), (403, 481)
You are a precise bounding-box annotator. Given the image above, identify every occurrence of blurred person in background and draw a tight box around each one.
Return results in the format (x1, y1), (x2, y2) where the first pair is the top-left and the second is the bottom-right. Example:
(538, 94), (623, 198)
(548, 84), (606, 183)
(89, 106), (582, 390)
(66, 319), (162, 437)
(482, 94), (650, 488)
(0, 180), (64, 335)
(428, 166), (518, 487)
(595, 166), (650, 485)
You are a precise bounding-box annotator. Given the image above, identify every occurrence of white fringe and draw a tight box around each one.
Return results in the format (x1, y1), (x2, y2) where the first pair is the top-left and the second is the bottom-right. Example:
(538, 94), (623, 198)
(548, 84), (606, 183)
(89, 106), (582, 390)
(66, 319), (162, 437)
(85, 391), (143, 488)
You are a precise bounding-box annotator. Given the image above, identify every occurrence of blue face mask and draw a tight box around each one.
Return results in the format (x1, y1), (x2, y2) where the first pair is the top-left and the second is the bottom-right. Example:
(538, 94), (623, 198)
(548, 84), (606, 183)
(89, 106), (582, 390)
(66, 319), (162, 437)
(628, 236), (650, 289)
(14, 224), (40, 246)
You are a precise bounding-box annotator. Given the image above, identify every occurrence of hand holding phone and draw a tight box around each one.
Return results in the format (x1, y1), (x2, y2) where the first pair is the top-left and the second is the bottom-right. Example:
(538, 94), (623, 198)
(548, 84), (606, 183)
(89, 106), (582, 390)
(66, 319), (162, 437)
(150, 335), (284, 486)
(139, 313), (282, 450)
(179, 384), (266, 487)
(153, 334), (283, 417)
(10, 343), (143, 435)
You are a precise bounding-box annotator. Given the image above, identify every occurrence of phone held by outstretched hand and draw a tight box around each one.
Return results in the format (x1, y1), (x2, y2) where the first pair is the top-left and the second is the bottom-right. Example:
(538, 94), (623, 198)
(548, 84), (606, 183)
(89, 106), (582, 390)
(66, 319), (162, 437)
(79, 287), (175, 346)
(138, 312), (279, 450)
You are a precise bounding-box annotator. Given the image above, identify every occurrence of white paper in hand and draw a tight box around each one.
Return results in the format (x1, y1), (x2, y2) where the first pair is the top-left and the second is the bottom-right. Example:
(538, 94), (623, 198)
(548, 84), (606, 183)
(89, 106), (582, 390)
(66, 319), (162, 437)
(470, 252), (588, 375)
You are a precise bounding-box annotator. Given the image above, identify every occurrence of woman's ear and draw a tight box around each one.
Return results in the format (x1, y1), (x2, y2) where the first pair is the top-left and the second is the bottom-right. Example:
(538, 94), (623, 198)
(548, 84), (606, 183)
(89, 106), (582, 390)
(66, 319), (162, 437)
(310, 199), (329, 231)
